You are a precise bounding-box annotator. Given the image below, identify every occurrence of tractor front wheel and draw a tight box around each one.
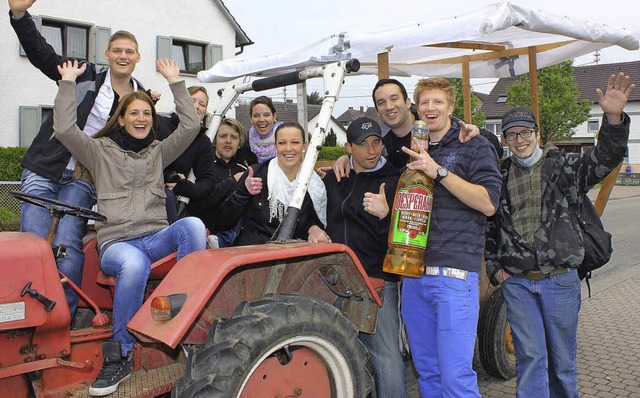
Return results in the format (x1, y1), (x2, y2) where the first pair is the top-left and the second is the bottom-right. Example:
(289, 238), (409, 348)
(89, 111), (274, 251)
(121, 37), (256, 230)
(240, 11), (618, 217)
(173, 293), (373, 397)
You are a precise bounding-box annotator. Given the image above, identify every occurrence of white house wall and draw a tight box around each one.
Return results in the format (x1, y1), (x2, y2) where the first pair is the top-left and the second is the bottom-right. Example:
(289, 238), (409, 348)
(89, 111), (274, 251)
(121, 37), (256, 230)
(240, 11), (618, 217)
(0, 0), (238, 147)
(572, 102), (640, 164)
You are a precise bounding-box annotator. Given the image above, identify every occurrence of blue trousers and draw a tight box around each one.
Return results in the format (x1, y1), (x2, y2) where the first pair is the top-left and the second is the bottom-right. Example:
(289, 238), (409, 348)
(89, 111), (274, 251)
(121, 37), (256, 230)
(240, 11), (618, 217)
(402, 269), (481, 398)
(20, 168), (96, 320)
(335, 281), (406, 397)
(502, 268), (581, 398)
(100, 217), (206, 356)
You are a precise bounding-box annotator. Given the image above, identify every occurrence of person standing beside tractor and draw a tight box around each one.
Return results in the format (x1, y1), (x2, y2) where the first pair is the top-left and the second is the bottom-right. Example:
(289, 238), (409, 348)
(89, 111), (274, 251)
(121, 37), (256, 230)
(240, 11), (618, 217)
(54, 59), (206, 396)
(8, 0), (151, 323)
(321, 117), (406, 397)
(485, 73), (634, 397)
(400, 78), (502, 397)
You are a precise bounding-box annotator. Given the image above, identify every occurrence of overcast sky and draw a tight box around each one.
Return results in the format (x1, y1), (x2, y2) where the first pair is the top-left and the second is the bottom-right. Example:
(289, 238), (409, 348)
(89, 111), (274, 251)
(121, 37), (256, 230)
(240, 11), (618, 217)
(223, 0), (640, 115)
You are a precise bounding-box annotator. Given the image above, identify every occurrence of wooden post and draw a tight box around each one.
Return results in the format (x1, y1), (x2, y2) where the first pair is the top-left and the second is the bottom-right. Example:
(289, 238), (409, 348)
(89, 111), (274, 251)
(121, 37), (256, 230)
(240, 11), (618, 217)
(462, 56), (472, 123)
(377, 52), (390, 79)
(528, 47), (540, 127)
(594, 163), (621, 216)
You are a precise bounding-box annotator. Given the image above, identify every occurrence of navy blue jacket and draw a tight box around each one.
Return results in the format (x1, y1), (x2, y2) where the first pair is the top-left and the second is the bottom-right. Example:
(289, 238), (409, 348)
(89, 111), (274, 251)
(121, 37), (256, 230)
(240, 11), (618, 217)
(425, 124), (502, 273)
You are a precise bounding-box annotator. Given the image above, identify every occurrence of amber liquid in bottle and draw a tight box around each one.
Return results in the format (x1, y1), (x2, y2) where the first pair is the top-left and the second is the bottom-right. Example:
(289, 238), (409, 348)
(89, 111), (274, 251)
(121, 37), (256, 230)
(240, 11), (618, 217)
(382, 121), (434, 277)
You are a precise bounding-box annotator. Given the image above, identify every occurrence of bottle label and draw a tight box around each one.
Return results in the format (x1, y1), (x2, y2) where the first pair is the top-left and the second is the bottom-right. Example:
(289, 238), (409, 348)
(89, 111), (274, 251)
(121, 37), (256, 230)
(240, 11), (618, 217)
(390, 184), (433, 248)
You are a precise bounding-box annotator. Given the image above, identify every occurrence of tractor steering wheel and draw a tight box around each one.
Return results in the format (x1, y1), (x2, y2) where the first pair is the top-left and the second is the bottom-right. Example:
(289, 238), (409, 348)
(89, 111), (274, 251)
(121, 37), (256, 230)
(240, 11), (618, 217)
(10, 191), (107, 222)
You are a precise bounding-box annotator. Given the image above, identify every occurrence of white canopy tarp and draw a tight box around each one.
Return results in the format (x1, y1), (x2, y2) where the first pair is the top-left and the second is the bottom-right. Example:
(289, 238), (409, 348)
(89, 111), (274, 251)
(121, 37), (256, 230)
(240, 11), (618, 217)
(198, 2), (639, 83)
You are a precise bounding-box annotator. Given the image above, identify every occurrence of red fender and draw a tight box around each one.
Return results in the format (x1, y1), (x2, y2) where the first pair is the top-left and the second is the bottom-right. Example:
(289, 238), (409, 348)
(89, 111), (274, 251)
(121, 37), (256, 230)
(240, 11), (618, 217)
(128, 242), (381, 348)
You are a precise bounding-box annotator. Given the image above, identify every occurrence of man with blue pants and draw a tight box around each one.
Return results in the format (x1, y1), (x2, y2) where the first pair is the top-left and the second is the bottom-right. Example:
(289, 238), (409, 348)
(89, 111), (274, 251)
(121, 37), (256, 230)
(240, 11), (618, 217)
(485, 73), (634, 397)
(9, 0), (147, 322)
(321, 117), (406, 397)
(400, 78), (502, 397)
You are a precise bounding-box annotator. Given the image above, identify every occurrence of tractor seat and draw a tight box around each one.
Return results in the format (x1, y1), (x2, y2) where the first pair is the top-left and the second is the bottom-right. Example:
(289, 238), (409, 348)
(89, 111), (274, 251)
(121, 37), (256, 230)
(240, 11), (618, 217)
(96, 252), (178, 292)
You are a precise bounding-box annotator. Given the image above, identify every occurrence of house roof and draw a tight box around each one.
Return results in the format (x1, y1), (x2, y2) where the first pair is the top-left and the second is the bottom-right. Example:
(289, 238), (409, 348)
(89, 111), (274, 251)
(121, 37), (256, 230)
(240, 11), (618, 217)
(235, 101), (322, 132)
(483, 60), (640, 120)
(214, 0), (253, 49)
(336, 107), (380, 124)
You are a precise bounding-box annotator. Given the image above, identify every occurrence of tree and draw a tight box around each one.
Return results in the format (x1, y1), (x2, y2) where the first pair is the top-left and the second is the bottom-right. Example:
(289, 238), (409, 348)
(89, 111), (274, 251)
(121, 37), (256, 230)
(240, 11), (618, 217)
(323, 128), (337, 147)
(446, 78), (486, 128)
(307, 91), (324, 105)
(505, 61), (591, 144)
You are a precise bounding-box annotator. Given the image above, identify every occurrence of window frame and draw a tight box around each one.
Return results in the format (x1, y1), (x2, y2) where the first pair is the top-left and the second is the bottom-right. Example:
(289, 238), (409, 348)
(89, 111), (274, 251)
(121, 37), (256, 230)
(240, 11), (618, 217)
(157, 36), (223, 76)
(40, 18), (90, 60)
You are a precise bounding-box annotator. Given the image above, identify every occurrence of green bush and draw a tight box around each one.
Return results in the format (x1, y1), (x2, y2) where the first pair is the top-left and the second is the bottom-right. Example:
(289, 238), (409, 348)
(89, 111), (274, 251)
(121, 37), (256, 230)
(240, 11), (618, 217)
(0, 207), (20, 232)
(0, 147), (26, 181)
(317, 146), (347, 161)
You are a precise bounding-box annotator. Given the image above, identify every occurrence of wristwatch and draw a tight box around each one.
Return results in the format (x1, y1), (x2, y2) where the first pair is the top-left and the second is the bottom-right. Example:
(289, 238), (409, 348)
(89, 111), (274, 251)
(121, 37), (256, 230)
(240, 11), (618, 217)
(435, 167), (449, 183)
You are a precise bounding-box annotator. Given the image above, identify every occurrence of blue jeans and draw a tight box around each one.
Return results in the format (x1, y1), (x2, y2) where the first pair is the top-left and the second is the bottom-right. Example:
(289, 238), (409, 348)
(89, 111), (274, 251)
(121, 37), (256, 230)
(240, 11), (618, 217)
(402, 269), (481, 398)
(20, 168), (96, 320)
(502, 268), (581, 398)
(100, 217), (206, 356)
(358, 281), (407, 398)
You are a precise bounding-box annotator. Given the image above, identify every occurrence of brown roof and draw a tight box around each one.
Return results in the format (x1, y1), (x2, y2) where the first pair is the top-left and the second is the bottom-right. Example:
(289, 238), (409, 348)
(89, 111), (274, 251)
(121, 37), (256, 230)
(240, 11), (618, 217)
(483, 60), (640, 120)
(235, 101), (322, 132)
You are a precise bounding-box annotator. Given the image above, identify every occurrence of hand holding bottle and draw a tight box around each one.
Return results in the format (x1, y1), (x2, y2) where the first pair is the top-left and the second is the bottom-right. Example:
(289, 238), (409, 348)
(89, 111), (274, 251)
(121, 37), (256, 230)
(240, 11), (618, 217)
(402, 138), (441, 180)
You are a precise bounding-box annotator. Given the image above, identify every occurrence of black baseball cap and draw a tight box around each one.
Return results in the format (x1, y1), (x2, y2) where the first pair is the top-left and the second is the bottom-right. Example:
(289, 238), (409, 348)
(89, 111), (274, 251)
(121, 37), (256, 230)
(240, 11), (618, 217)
(347, 117), (382, 144)
(501, 107), (538, 132)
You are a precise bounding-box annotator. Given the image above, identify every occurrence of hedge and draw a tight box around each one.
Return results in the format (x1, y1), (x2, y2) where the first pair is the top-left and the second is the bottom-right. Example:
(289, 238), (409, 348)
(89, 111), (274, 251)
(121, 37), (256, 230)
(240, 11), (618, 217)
(0, 147), (26, 181)
(0, 207), (20, 232)
(317, 146), (347, 161)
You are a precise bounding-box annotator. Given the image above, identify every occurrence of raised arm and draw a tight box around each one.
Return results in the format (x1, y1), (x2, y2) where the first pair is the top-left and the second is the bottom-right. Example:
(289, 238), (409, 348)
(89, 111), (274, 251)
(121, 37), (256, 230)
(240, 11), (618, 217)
(157, 59), (201, 166)
(52, 60), (99, 170)
(9, 0), (90, 81)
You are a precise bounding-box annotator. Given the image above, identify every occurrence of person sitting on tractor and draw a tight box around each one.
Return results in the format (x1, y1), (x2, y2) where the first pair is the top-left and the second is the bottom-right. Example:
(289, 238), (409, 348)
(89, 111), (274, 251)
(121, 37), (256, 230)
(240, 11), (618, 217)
(214, 122), (329, 245)
(53, 58), (207, 396)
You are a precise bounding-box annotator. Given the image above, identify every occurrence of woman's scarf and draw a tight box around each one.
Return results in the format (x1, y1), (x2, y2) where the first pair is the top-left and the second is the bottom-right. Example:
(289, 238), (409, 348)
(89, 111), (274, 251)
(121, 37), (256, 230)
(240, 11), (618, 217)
(109, 126), (154, 153)
(267, 158), (327, 228)
(249, 121), (282, 163)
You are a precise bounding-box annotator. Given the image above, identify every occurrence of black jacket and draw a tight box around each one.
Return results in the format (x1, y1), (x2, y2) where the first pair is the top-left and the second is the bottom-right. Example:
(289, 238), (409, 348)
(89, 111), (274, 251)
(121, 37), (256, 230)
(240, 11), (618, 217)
(215, 159), (322, 245)
(324, 161), (402, 281)
(12, 10), (145, 181)
(188, 152), (250, 233)
(158, 113), (216, 201)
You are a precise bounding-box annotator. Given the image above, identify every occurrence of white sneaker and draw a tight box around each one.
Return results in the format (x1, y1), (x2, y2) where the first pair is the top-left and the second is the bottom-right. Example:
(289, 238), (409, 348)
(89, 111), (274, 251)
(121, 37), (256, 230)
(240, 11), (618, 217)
(207, 234), (219, 249)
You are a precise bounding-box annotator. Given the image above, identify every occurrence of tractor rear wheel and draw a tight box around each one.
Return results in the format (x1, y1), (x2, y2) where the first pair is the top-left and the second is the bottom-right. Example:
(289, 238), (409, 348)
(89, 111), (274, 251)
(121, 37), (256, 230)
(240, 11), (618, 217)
(173, 293), (373, 397)
(478, 287), (517, 380)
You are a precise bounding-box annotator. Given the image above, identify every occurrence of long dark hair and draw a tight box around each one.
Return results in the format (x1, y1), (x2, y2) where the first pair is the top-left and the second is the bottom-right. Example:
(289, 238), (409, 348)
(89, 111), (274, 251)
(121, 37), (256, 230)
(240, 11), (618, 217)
(74, 91), (158, 182)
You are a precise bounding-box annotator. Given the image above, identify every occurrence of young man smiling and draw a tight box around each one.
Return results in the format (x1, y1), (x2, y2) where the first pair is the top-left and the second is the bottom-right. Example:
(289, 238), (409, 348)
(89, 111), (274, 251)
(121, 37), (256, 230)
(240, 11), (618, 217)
(485, 73), (634, 397)
(9, 0), (148, 323)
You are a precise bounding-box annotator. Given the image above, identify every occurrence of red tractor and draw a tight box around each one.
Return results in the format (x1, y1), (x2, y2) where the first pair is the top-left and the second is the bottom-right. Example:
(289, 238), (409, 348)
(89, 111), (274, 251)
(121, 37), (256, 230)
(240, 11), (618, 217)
(0, 60), (380, 397)
(0, 190), (378, 397)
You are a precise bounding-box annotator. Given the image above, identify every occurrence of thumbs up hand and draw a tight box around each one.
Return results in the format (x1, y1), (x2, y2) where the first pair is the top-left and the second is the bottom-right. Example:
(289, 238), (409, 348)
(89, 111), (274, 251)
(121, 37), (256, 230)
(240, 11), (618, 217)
(244, 167), (263, 196)
(363, 183), (389, 219)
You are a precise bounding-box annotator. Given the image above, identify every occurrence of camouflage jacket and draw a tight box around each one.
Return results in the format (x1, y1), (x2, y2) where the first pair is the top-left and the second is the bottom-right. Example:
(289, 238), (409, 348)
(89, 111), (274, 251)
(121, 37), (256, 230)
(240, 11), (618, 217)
(485, 114), (630, 285)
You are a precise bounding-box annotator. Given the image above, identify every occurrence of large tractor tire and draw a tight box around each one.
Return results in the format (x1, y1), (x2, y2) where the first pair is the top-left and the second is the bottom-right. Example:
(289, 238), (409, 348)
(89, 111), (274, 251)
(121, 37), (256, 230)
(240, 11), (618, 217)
(173, 293), (373, 398)
(478, 287), (517, 380)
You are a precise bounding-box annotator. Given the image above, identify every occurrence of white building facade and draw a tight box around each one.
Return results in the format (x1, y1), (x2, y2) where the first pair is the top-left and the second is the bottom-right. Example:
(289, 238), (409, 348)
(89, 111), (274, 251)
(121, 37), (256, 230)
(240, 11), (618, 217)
(0, 0), (251, 147)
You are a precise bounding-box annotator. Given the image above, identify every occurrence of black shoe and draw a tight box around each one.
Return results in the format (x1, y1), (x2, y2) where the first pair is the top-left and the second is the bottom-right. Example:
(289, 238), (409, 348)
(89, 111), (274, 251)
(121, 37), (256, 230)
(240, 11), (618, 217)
(89, 340), (132, 396)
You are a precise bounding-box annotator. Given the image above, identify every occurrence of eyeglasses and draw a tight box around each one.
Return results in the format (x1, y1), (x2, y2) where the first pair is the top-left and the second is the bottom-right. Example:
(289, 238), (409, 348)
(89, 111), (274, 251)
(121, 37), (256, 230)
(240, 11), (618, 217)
(504, 129), (535, 142)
